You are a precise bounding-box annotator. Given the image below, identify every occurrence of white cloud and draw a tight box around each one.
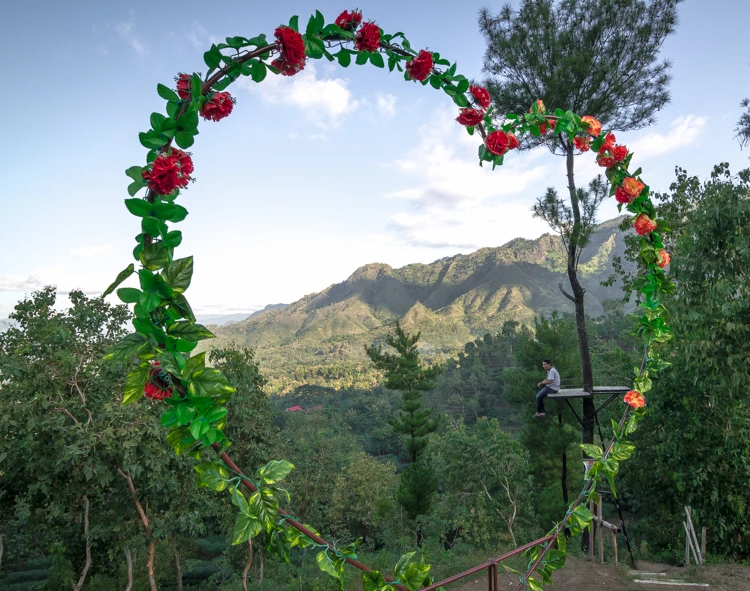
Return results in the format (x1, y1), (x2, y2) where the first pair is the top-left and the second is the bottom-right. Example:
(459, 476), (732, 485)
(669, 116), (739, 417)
(239, 63), (358, 126)
(70, 245), (113, 259)
(383, 106), (553, 248)
(376, 93), (397, 118)
(0, 275), (46, 292)
(629, 115), (708, 159)
(114, 17), (146, 56)
(187, 20), (219, 51)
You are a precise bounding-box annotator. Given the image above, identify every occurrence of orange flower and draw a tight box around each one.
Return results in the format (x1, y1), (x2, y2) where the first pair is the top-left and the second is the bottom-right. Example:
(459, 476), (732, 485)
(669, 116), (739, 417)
(581, 116), (602, 137)
(623, 390), (645, 409)
(615, 186), (633, 204)
(529, 99), (546, 113)
(573, 136), (590, 152)
(657, 249), (670, 268)
(634, 213), (657, 236)
(598, 132), (616, 154)
(507, 132), (520, 150)
(622, 177), (645, 198)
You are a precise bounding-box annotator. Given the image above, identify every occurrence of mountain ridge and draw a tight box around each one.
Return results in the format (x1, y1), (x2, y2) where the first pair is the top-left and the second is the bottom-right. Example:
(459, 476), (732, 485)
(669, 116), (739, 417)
(211, 217), (629, 392)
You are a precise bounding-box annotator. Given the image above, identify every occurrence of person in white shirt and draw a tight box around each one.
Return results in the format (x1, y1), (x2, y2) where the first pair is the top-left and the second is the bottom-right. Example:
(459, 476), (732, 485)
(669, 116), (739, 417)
(533, 359), (560, 418)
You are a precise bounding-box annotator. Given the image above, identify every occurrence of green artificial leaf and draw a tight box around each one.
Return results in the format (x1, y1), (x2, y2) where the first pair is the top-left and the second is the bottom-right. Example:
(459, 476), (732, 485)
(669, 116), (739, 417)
(580, 444), (603, 459)
(258, 459), (294, 484)
(363, 571), (388, 591)
(140, 243), (171, 271)
(162, 256), (193, 293)
(204, 46), (222, 69)
(102, 264), (135, 298)
(175, 131), (195, 149)
(105, 332), (150, 362)
(123, 362), (150, 405)
(316, 550), (345, 587)
(369, 52), (385, 68)
(204, 406), (228, 423)
(176, 403), (196, 425)
(139, 291), (162, 313)
(394, 551), (417, 578)
(190, 417), (210, 440)
(355, 51), (368, 66)
(167, 321), (214, 342)
(189, 368), (235, 397)
(117, 287), (142, 304)
(194, 461), (231, 491)
(288, 15), (299, 32)
(165, 426), (195, 455)
(171, 293), (196, 322)
(160, 407), (178, 428)
(610, 441), (636, 461)
(183, 352), (206, 377)
(125, 198), (153, 218)
(336, 49), (352, 67)
(127, 181), (146, 196)
(157, 83), (180, 102)
(402, 562), (431, 591)
(233, 512), (263, 545)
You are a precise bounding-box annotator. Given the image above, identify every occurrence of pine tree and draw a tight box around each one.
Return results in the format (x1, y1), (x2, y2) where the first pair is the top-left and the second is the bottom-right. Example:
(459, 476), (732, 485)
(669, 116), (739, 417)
(366, 323), (442, 544)
(479, 0), (682, 448)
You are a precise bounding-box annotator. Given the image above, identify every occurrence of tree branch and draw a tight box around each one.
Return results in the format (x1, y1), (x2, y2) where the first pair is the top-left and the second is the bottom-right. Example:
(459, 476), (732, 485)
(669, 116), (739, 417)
(71, 496), (92, 591)
(558, 282), (576, 303)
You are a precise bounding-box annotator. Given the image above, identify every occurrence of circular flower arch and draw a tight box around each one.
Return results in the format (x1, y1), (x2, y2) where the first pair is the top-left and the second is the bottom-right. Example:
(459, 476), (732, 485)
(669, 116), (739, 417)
(104, 9), (673, 590)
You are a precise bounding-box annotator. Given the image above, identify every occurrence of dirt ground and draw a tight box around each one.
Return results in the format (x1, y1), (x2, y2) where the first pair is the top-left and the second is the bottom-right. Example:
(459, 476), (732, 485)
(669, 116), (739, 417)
(448, 556), (750, 591)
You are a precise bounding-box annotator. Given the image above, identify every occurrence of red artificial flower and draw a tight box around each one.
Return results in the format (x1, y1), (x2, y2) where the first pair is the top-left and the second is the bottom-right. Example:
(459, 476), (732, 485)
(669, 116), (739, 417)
(634, 213), (657, 236)
(613, 145), (629, 162)
(615, 186), (633, 204)
(573, 136), (590, 152)
(176, 72), (192, 100)
(622, 177), (645, 198)
(405, 50), (433, 82)
(597, 155), (616, 168)
(485, 130), (509, 156)
(549, 118), (557, 130)
(529, 99), (546, 113)
(355, 21), (380, 52)
(144, 362), (175, 401)
(580, 116), (602, 137)
(538, 122), (548, 135)
(200, 91), (234, 122)
(507, 132), (520, 150)
(335, 9), (362, 31)
(456, 108), (485, 127)
(623, 390), (645, 409)
(470, 85), (491, 108)
(598, 132), (616, 155)
(273, 26), (306, 76)
(657, 249), (671, 269)
(142, 148), (194, 195)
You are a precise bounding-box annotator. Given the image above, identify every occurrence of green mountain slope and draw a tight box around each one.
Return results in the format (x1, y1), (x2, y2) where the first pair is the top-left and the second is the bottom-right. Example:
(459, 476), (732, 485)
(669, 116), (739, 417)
(211, 218), (628, 392)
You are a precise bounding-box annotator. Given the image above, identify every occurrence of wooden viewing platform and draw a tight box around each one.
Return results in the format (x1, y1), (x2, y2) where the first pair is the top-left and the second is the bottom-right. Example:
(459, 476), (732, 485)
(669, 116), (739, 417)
(548, 385), (630, 399)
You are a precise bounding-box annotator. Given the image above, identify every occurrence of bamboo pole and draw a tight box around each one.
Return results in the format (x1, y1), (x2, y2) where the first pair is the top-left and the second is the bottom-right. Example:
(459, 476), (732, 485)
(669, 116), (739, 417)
(683, 521), (701, 566)
(685, 507), (702, 565)
(685, 521), (690, 566)
(598, 501), (604, 564)
(701, 527), (707, 557)
(589, 501), (595, 558)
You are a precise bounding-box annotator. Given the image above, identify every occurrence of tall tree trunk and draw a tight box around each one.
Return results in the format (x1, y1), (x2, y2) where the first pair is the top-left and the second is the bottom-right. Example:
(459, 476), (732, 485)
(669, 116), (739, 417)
(564, 146), (595, 444)
(117, 468), (158, 591)
(124, 547), (133, 591)
(0, 533), (4, 570)
(242, 540), (253, 591)
(147, 542), (157, 591)
(564, 146), (594, 554)
(174, 545), (182, 591)
(72, 496), (92, 591)
(559, 412), (569, 506)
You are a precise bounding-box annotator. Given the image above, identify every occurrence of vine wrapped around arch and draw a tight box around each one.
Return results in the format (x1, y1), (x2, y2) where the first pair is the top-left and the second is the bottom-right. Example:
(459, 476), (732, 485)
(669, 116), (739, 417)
(103, 8), (672, 590)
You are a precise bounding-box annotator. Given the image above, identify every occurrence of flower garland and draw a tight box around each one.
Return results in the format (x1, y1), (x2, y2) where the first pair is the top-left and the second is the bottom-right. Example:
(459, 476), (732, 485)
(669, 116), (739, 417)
(105, 9), (672, 590)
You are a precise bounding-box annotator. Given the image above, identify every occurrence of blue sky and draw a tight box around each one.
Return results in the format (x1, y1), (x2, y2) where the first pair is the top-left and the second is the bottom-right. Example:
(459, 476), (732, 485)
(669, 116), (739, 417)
(1, 0), (748, 319)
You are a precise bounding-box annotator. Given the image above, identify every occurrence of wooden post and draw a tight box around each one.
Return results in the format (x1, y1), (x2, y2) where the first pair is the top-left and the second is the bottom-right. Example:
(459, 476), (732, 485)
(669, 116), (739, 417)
(611, 530), (618, 566)
(701, 527), (707, 557)
(588, 501), (594, 558)
(598, 501), (604, 564)
(685, 521), (690, 566)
